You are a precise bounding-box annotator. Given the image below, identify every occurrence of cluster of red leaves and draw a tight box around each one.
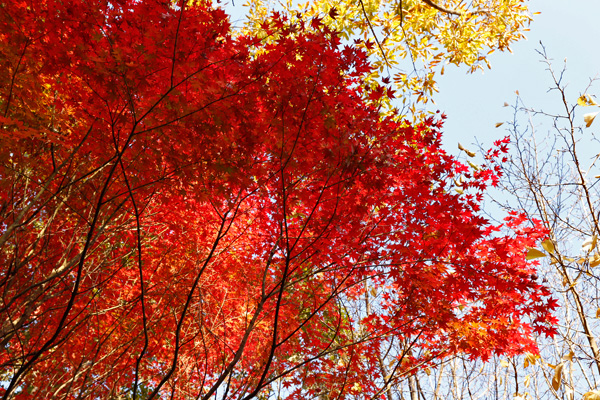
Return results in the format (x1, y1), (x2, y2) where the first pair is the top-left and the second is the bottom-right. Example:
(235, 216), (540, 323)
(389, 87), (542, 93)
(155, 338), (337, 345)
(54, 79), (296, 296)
(0, 0), (556, 399)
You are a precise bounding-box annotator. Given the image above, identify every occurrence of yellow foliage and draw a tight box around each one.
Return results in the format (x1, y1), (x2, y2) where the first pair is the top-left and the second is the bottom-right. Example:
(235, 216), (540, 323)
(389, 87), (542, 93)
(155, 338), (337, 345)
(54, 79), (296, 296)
(241, 0), (533, 112)
(578, 94), (599, 107)
(584, 390), (600, 400)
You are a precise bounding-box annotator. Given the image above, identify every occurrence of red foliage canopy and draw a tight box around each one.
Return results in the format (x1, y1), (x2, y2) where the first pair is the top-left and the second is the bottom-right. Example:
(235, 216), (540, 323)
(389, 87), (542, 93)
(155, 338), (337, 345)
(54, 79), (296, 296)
(0, 0), (556, 399)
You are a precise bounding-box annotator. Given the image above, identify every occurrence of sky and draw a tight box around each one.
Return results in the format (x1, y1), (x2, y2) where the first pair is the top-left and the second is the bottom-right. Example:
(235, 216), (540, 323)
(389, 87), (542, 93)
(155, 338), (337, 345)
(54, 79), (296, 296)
(224, 0), (600, 152)
(435, 0), (600, 153)
(222, 0), (600, 212)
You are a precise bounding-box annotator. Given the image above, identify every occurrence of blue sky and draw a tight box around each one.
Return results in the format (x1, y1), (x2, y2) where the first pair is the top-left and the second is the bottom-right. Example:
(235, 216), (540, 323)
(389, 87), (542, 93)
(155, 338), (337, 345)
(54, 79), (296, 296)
(435, 0), (600, 152)
(225, 0), (600, 152)
(223, 0), (600, 191)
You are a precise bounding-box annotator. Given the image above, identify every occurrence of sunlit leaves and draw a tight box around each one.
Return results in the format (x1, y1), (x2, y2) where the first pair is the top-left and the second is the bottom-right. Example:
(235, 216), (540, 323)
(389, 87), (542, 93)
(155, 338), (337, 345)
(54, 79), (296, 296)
(541, 239), (555, 254)
(551, 362), (564, 391)
(467, 160), (481, 170)
(243, 0), (535, 109)
(458, 142), (476, 157)
(526, 248), (547, 260)
(579, 93), (600, 127)
(584, 112), (599, 127)
(577, 94), (598, 107)
(0, 0), (557, 398)
(583, 390), (600, 400)
(523, 352), (539, 368)
(582, 236), (598, 253)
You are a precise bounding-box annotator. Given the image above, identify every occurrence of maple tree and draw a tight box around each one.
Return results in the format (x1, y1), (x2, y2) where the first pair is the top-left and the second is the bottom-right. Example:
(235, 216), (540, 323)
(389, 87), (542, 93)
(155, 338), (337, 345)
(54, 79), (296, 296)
(0, 0), (556, 399)
(393, 52), (600, 400)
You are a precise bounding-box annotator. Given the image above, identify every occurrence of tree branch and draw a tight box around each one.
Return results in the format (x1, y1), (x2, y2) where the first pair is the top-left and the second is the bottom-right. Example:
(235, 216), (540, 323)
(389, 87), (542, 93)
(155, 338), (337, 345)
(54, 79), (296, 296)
(421, 0), (462, 16)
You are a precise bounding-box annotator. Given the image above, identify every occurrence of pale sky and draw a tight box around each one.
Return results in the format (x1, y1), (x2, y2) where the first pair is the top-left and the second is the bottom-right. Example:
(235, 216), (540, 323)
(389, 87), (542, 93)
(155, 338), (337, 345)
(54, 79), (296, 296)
(435, 0), (600, 152)
(223, 0), (600, 192)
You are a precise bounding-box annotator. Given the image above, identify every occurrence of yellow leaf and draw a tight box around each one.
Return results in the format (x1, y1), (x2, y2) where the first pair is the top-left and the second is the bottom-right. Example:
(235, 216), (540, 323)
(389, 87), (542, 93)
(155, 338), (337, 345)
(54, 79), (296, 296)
(515, 90), (520, 95)
(458, 143), (476, 156)
(524, 352), (538, 367)
(562, 351), (574, 361)
(524, 374), (530, 388)
(582, 236), (597, 252)
(254, 0), (541, 115)
(541, 239), (555, 254)
(495, 122), (504, 128)
(526, 248), (546, 260)
(583, 390), (600, 400)
(577, 94), (598, 107)
(467, 160), (481, 171)
(596, 308), (600, 318)
(500, 359), (510, 368)
(567, 277), (579, 289)
(590, 255), (600, 268)
(585, 112), (599, 128)
(455, 188), (464, 194)
(565, 387), (574, 400)
(552, 363), (563, 391)
(424, 367), (431, 375)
